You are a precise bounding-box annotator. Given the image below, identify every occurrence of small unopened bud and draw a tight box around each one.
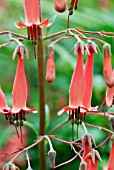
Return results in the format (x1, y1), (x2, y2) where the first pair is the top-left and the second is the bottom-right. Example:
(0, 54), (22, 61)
(54, 0), (67, 13)
(79, 161), (87, 170)
(3, 162), (20, 170)
(45, 47), (55, 83)
(109, 116), (114, 131)
(48, 149), (56, 168)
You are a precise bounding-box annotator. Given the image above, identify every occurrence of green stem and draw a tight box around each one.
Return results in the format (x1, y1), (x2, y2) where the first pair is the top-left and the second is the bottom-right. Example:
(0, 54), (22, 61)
(37, 1), (46, 169)
(37, 32), (46, 170)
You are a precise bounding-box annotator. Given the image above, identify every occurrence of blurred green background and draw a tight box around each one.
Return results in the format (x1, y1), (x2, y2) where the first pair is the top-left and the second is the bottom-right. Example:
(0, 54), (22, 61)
(0, 0), (114, 169)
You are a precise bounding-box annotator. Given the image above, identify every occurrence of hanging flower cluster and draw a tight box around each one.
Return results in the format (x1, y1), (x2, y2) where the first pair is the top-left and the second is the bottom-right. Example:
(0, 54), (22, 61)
(57, 40), (98, 126)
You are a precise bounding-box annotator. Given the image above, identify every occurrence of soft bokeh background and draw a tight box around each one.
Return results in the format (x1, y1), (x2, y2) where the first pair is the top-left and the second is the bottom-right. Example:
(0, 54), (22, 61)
(0, 0), (114, 169)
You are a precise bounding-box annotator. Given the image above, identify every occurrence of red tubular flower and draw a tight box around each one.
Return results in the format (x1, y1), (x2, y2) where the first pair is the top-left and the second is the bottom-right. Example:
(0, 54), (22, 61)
(17, 0), (50, 40)
(6, 45), (37, 141)
(103, 43), (114, 88)
(54, 0), (67, 13)
(82, 41), (98, 109)
(11, 54), (37, 115)
(45, 47), (55, 83)
(57, 41), (87, 120)
(107, 134), (114, 170)
(0, 87), (10, 114)
(57, 41), (97, 121)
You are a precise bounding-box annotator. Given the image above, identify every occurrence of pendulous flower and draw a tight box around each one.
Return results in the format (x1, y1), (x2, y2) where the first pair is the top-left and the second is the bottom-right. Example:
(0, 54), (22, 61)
(103, 43), (114, 88)
(16, 0), (51, 41)
(6, 45), (37, 141)
(45, 47), (55, 83)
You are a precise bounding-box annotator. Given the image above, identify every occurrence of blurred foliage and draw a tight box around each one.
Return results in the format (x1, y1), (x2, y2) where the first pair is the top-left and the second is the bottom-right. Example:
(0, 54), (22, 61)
(0, 0), (114, 169)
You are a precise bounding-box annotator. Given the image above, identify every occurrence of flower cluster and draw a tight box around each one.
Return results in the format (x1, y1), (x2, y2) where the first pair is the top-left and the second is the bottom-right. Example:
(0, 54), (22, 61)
(57, 40), (98, 126)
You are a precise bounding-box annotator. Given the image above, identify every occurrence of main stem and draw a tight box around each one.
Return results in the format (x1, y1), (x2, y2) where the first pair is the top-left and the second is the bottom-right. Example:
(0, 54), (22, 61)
(37, 28), (46, 170)
(37, 1), (46, 168)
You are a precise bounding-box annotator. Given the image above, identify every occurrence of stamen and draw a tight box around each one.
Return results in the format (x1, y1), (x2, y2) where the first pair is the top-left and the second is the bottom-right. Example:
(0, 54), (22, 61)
(20, 125), (23, 144)
(16, 113), (18, 121)
(27, 27), (30, 39)
(15, 125), (20, 138)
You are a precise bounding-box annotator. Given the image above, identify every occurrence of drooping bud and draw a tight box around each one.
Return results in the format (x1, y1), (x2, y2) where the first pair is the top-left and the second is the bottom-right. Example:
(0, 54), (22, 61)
(48, 149), (56, 168)
(103, 43), (114, 88)
(109, 116), (114, 131)
(54, 0), (67, 13)
(79, 161), (87, 170)
(45, 47), (55, 83)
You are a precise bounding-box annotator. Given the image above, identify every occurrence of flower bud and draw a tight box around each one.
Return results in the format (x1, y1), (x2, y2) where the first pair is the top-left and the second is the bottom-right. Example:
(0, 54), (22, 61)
(54, 0), (67, 13)
(45, 47), (55, 83)
(48, 149), (56, 168)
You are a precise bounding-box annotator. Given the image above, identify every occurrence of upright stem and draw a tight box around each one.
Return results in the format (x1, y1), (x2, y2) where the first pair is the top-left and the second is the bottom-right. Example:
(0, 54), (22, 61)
(37, 28), (46, 170)
(37, 1), (46, 170)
